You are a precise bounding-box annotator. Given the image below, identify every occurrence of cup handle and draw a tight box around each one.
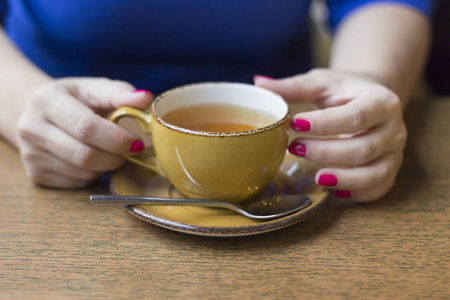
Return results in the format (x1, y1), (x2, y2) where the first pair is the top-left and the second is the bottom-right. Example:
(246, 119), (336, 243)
(109, 106), (166, 177)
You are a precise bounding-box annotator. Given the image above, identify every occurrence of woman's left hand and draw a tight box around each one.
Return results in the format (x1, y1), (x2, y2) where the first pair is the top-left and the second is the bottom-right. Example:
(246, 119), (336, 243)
(255, 69), (407, 202)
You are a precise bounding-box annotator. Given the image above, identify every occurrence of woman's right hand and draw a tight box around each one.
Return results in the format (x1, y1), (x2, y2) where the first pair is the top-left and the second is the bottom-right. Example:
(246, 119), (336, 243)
(16, 77), (153, 188)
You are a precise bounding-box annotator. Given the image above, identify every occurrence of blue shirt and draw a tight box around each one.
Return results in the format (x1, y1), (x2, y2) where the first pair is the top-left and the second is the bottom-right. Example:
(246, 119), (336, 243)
(2, 0), (433, 94)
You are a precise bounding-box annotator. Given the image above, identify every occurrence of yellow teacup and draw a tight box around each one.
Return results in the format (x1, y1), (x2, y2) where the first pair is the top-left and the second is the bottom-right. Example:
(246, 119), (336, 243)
(110, 82), (290, 203)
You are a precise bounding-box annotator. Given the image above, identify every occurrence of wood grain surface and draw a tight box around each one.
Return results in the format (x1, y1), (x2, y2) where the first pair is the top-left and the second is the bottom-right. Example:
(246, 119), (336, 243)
(1, 98), (449, 300)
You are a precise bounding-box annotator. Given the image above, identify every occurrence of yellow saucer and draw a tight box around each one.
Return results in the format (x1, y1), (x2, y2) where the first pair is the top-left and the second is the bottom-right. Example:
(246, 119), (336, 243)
(110, 149), (329, 237)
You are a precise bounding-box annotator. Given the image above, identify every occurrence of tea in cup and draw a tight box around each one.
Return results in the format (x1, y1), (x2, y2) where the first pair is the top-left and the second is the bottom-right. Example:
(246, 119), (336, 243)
(110, 82), (290, 203)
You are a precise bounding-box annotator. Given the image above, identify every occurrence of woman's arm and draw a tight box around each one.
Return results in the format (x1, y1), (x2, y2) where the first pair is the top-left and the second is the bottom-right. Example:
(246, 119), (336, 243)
(0, 27), (52, 146)
(330, 3), (431, 107)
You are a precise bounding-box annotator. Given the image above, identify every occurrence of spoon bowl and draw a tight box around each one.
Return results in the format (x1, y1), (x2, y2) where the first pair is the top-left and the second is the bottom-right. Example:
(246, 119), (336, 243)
(90, 194), (311, 220)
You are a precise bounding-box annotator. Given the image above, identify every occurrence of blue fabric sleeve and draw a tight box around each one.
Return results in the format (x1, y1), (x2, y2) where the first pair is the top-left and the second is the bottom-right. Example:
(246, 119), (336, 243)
(3, 0), (313, 93)
(326, 0), (435, 29)
(0, 0), (7, 24)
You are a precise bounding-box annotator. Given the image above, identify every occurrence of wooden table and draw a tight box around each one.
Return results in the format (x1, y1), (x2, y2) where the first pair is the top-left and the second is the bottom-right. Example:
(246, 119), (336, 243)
(1, 96), (449, 299)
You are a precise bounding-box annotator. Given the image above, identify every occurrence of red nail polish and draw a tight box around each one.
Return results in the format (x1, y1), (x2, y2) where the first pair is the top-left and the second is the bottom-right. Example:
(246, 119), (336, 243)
(288, 143), (306, 157)
(318, 174), (338, 186)
(132, 89), (153, 96)
(334, 190), (351, 198)
(254, 75), (275, 81)
(291, 119), (311, 132)
(129, 140), (144, 153)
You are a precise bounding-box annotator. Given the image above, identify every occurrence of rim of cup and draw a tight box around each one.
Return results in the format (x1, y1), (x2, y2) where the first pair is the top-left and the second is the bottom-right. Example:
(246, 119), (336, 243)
(151, 82), (290, 137)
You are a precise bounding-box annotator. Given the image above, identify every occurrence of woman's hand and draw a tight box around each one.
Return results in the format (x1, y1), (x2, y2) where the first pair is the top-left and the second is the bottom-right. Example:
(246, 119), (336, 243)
(255, 69), (407, 202)
(16, 77), (153, 188)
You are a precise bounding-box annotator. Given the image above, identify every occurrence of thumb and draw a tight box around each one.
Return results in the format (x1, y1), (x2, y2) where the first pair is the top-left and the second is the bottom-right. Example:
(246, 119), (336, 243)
(254, 71), (329, 104)
(112, 89), (154, 111)
(63, 77), (154, 113)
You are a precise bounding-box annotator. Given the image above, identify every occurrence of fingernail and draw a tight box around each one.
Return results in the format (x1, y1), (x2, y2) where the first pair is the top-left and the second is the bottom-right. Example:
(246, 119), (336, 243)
(318, 174), (338, 186)
(129, 140), (144, 153)
(288, 143), (306, 157)
(334, 190), (352, 198)
(291, 119), (311, 132)
(132, 89), (153, 96)
(253, 75), (275, 81)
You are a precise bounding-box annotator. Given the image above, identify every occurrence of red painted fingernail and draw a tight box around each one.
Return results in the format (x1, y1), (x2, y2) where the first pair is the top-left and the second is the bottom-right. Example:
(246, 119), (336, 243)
(334, 190), (352, 198)
(132, 89), (153, 96)
(253, 75), (275, 81)
(288, 143), (306, 157)
(129, 140), (144, 153)
(291, 119), (311, 132)
(318, 174), (338, 186)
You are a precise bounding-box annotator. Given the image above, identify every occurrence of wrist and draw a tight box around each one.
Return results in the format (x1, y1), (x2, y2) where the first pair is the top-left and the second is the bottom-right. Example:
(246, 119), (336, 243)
(0, 74), (53, 148)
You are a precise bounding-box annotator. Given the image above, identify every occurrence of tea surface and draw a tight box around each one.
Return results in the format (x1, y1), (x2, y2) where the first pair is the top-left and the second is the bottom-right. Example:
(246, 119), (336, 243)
(161, 104), (275, 133)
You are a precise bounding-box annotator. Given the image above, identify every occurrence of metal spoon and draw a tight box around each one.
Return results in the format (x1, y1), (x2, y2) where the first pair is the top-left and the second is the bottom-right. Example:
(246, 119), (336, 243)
(90, 194), (311, 220)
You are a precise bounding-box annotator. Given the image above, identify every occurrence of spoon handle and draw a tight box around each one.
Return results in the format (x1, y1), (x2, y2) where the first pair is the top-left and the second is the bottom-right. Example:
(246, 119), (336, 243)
(90, 195), (232, 208)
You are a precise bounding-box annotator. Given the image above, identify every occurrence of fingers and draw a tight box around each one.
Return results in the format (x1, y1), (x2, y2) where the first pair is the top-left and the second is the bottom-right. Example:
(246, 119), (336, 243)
(29, 170), (98, 189)
(314, 152), (403, 203)
(288, 110), (406, 203)
(41, 124), (126, 171)
(17, 77), (152, 189)
(254, 70), (330, 103)
(20, 145), (103, 188)
(289, 116), (407, 166)
(255, 69), (401, 136)
(292, 89), (401, 136)
(18, 113), (127, 174)
(58, 77), (153, 113)
(30, 82), (146, 155)
(289, 127), (405, 202)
